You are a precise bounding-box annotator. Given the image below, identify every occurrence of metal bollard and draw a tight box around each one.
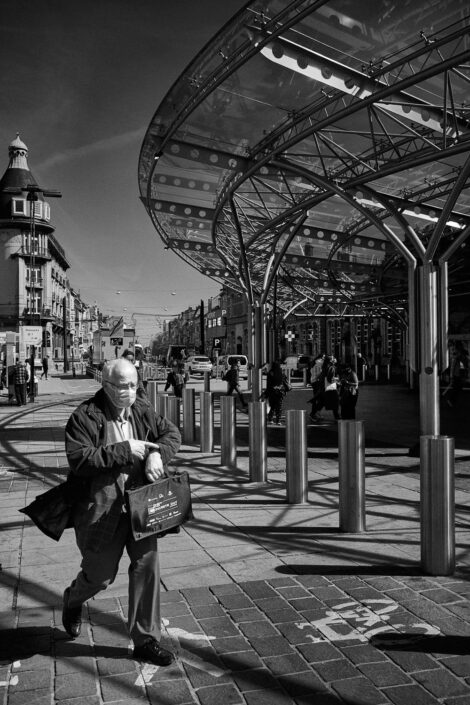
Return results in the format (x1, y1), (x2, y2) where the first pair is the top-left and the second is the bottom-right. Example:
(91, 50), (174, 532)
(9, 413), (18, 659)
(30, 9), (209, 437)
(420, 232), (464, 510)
(386, 364), (391, 381)
(338, 420), (365, 532)
(420, 435), (455, 576)
(155, 393), (168, 417)
(167, 396), (181, 428)
(302, 368), (308, 387)
(199, 391), (213, 452)
(249, 401), (267, 482)
(204, 371), (211, 392)
(220, 395), (237, 467)
(374, 364), (379, 382)
(182, 387), (196, 444)
(286, 410), (308, 504)
(147, 380), (158, 411)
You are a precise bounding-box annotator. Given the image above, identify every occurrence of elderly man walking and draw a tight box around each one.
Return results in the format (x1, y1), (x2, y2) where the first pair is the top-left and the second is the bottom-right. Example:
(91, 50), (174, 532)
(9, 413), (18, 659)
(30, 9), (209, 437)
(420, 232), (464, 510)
(62, 358), (181, 666)
(13, 358), (29, 406)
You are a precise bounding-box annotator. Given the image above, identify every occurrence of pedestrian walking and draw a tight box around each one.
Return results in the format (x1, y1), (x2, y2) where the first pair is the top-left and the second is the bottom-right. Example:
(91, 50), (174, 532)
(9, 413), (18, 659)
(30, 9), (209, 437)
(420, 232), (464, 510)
(164, 362), (187, 399)
(122, 349), (147, 399)
(308, 353), (325, 422)
(265, 360), (291, 424)
(223, 360), (248, 410)
(13, 358), (28, 406)
(62, 358), (181, 666)
(339, 363), (359, 419)
(40, 355), (49, 380)
(323, 355), (340, 421)
(356, 352), (367, 382)
(443, 343), (469, 407)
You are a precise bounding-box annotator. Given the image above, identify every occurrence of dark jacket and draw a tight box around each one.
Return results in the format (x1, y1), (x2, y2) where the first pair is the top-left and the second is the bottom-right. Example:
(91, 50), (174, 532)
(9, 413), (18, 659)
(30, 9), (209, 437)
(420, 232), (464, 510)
(65, 388), (181, 551)
(224, 367), (240, 387)
(266, 369), (290, 403)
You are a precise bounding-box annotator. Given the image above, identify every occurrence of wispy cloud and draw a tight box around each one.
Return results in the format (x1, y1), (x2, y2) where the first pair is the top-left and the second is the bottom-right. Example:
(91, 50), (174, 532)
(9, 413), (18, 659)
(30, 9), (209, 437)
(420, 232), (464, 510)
(37, 127), (145, 171)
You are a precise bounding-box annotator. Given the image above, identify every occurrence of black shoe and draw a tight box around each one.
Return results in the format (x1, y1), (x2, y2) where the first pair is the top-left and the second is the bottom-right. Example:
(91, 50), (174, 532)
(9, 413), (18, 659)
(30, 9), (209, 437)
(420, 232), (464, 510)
(62, 587), (82, 638)
(133, 638), (175, 666)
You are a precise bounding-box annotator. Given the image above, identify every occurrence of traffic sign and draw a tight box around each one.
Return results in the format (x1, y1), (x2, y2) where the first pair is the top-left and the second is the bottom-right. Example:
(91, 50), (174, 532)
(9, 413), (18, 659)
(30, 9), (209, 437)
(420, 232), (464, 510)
(20, 326), (42, 346)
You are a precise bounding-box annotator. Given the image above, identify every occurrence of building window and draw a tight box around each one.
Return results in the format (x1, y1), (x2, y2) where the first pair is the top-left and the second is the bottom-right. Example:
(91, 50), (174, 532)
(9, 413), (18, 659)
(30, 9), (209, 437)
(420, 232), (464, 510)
(26, 294), (42, 314)
(43, 202), (50, 221)
(12, 198), (27, 215)
(33, 202), (43, 219)
(26, 265), (42, 284)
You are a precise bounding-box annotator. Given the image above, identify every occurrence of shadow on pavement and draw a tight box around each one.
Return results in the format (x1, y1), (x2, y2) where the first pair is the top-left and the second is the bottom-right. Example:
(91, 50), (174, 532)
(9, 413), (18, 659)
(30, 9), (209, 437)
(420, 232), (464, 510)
(371, 632), (470, 655)
(277, 564), (420, 575)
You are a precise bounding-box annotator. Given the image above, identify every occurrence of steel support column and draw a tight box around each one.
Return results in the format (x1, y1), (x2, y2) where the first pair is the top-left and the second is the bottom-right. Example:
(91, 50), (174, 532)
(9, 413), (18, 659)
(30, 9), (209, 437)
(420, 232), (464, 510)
(251, 302), (265, 401)
(418, 263), (439, 436)
(247, 305), (254, 393)
(438, 261), (449, 374)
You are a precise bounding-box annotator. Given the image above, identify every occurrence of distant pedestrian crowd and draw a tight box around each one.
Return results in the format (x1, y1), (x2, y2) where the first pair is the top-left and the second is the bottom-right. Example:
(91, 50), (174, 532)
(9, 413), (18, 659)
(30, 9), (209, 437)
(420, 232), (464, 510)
(307, 353), (359, 423)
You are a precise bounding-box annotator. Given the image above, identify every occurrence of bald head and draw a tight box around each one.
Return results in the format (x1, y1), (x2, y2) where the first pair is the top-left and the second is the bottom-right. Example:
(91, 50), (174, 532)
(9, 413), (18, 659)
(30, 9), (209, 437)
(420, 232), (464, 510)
(102, 358), (137, 385)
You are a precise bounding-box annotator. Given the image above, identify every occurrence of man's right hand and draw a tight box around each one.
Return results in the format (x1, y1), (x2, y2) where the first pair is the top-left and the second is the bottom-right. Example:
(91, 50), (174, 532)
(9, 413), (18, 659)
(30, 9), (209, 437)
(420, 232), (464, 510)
(128, 440), (161, 460)
(128, 439), (150, 460)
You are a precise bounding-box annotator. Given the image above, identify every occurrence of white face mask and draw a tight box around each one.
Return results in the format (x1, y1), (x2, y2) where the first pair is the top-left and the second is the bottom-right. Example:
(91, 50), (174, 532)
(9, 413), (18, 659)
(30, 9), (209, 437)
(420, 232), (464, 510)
(105, 382), (137, 409)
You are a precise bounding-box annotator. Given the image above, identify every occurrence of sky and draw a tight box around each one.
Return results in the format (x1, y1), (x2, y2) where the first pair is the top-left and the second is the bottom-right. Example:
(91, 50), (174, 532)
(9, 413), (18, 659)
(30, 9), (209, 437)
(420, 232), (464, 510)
(0, 0), (247, 344)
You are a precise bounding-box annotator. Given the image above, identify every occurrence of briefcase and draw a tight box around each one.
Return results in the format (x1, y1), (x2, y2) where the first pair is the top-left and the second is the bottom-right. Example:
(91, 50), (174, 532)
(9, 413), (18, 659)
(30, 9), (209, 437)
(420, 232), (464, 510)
(125, 471), (193, 540)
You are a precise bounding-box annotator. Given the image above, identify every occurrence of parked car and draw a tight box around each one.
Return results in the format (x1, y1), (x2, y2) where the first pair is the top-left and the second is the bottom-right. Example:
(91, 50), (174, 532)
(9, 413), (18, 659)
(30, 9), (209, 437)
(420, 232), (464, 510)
(216, 354), (249, 379)
(184, 355), (213, 375)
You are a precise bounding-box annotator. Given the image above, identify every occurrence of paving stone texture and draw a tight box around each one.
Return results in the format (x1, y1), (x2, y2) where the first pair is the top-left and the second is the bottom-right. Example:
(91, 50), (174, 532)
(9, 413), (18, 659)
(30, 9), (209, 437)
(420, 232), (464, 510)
(0, 372), (469, 704)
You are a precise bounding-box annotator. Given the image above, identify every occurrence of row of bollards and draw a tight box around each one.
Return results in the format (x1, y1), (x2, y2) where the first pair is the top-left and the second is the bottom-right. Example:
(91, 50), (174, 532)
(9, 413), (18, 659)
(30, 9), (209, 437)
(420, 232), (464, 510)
(147, 381), (455, 577)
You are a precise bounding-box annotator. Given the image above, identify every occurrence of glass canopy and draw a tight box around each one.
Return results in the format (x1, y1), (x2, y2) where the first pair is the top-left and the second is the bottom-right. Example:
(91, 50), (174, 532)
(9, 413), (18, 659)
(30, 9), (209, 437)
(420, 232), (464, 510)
(139, 0), (470, 322)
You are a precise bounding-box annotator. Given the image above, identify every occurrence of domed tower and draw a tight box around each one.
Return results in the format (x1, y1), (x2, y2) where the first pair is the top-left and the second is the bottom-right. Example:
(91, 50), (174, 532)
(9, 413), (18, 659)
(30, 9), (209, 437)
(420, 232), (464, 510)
(0, 135), (69, 361)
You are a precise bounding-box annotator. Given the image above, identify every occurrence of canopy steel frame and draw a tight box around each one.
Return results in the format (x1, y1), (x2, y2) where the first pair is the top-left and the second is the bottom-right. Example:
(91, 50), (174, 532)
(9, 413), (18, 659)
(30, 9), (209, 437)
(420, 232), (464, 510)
(139, 0), (470, 440)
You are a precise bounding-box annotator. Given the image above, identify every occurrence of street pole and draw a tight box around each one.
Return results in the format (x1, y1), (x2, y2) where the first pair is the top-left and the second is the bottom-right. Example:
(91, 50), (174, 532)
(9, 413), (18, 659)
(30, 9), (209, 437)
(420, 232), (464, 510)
(199, 299), (205, 354)
(63, 296), (68, 373)
(27, 190), (36, 400)
(29, 344), (36, 402)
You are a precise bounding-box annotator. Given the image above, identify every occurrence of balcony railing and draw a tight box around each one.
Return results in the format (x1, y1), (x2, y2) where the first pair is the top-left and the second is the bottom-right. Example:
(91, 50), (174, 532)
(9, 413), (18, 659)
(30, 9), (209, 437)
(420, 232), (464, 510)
(20, 244), (50, 258)
(20, 306), (60, 322)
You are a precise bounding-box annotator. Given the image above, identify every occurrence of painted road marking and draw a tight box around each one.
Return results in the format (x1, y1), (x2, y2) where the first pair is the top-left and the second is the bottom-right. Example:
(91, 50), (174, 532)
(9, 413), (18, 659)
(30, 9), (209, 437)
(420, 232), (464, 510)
(0, 676), (19, 686)
(296, 598), (441, 645)
(133, 618), (227, 686)
(134, 663), (160, 686)
(164, 618), (226, 678)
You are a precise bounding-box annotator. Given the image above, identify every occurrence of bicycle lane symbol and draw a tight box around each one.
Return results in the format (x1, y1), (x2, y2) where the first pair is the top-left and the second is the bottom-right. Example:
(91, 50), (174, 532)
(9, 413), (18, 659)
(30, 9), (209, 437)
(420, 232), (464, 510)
(296, 598), (441, 646)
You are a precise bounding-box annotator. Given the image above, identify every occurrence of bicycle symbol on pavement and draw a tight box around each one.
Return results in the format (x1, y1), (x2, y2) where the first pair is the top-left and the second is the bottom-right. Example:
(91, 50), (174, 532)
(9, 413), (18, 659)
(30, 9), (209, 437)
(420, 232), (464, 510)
(297, 598), (440, 646)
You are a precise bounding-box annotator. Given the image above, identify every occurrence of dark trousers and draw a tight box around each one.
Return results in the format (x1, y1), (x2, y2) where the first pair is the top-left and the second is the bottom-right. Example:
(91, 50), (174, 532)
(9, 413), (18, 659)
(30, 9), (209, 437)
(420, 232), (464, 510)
(340, 393), (358, 419)
(227, 384), (247, 407)
(67, 513), (160, 646)
(325, 390), (340, 419)
(14, 383), (27, 405)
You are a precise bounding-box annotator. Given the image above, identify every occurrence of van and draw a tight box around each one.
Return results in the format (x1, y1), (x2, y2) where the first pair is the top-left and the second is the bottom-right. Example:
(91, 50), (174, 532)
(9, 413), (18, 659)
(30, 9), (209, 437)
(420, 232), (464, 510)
(282, 354), (311, 377)
(216, 354), (249, 379)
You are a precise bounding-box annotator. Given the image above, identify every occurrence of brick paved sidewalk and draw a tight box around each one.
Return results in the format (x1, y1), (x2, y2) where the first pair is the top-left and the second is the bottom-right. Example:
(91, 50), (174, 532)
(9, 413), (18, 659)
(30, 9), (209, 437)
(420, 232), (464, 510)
(1, 376), (470, 704)
(2, 576), (470, 705)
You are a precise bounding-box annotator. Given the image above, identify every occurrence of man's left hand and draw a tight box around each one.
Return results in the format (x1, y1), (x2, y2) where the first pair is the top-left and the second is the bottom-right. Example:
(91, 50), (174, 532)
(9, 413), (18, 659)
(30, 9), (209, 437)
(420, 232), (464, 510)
(145, 450), (164, 481)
